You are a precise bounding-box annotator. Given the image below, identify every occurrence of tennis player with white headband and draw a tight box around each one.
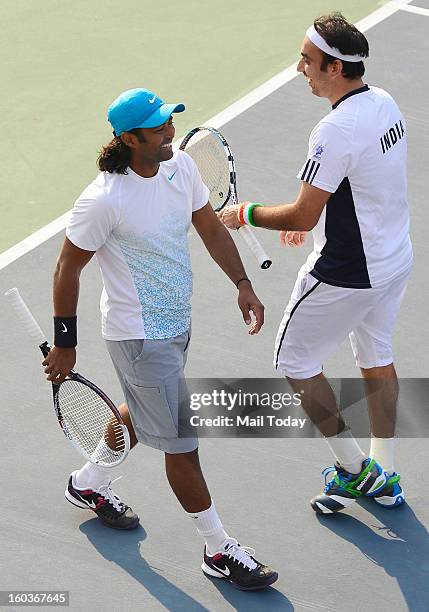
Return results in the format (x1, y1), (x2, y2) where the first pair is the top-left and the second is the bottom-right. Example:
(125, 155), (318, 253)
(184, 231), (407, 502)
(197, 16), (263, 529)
(305, 24), (366, 63)
(220, 12), (413, 514)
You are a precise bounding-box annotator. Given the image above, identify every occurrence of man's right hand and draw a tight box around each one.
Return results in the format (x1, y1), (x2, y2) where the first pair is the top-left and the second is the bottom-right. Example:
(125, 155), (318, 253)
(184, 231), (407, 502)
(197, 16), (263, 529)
(280, 230), (307, 247)
(43, 346), (76, 383)
(237, 282), (265, 335)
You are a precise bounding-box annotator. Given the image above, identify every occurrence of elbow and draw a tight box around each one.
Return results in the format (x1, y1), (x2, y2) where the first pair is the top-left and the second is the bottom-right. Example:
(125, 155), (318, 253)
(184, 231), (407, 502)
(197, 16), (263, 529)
(53, 257), (63, 281)
(285, 219), (314, 232)
(54, 255), (69, 277)
(299, 213), (318, 232)
(286, 203), (317, 232)
(53, 256), (81, 284)
(302, 220), (316, 232)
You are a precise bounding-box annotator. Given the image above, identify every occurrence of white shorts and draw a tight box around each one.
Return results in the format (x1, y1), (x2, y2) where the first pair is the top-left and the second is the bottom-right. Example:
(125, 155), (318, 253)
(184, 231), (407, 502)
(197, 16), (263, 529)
(274, 264), (412, 379)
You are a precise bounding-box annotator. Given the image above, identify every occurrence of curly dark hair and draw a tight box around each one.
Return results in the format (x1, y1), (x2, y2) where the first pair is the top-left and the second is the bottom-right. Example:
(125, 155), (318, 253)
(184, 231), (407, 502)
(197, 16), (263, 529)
(97, 128), (145, 174)
(314, 12), (369, 80)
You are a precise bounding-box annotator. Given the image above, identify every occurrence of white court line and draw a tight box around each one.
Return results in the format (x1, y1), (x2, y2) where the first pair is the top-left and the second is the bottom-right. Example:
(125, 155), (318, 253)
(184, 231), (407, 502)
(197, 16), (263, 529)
(205, 0), (414, 129)
(0, 211), (71, 271)
(0, 0), (414, 272)
(398, 4), (429, 16)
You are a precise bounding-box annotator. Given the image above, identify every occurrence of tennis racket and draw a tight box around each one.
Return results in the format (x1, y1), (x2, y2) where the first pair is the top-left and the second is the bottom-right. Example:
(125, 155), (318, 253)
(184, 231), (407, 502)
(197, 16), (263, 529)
(180, 126), (272, 269)
(5, 288), (130, 467)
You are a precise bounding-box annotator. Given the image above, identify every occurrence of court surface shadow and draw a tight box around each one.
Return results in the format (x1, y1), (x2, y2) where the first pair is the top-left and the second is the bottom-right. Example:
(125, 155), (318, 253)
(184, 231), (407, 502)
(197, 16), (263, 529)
(79, 521), (209, 611)
(202, 576), (294, 611)
(316, 500), (429, 612)
(79, 520), (293, 610)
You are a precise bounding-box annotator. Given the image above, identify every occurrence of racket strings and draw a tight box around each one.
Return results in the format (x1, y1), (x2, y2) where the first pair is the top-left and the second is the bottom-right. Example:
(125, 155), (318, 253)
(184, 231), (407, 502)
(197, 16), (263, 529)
(57, 380), (126, 464)
(184, 133), (230, 211)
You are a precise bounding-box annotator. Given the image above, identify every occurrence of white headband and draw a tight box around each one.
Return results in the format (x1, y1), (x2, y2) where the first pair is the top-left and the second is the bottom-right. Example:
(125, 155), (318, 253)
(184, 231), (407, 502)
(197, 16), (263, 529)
(306, 25), (364, 63)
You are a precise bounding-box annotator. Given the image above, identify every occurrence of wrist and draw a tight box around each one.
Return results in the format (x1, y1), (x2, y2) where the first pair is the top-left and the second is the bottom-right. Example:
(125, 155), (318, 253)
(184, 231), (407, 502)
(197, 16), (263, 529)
(54, 316), (77, 348)
(53, 345), (76, 350)
(243, 202), (263, 227)
(235, 277), (251, 289)
(238, 202), (249, 226)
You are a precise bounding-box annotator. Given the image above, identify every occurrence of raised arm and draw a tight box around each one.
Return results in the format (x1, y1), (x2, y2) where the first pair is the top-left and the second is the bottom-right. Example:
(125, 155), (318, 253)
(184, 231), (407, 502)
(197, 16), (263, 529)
(219, 182), (331, 232)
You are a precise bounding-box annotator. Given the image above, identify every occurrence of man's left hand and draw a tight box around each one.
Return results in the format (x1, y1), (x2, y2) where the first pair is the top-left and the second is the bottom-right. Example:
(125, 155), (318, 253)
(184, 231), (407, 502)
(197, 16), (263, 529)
(237, 283), (264, 334)
(218, 205), (241, 229)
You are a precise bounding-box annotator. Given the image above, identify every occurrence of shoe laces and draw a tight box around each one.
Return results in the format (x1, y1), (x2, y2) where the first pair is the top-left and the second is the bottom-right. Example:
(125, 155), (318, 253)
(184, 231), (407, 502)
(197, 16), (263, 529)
(223, 539), (257, 571)
(322, 461), (372, 496)
(322, 465), (356, 492)
(322, 466), (338, 491)
(386, 472), (400, 486)
(96, 476), (124, 513)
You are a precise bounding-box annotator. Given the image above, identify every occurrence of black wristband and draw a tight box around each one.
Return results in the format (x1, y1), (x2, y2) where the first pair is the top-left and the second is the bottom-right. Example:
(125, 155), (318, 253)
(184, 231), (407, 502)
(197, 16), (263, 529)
(235, 277), (251, 289)
(54, 316), (77, 348)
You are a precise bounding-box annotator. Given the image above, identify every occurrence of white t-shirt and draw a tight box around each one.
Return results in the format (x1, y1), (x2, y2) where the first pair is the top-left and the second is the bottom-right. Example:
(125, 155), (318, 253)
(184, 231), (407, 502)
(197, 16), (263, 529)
(297, 85), (413, 288)
(66, 151), (209, 340)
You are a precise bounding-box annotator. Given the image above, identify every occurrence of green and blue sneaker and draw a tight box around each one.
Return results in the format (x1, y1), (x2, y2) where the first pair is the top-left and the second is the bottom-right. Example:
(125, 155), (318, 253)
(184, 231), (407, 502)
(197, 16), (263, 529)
(372, 472), (405, 508)
(311, 458), (387, 514)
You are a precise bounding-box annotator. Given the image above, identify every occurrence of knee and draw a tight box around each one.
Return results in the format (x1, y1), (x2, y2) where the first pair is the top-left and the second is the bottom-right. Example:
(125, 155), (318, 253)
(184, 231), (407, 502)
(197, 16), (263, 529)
(117, 403), (138, 447)
(165, 448), (199, 465)
(360, 363), (396, 378)
(118, 403), (133, 429)
(118, 402), (129, 417)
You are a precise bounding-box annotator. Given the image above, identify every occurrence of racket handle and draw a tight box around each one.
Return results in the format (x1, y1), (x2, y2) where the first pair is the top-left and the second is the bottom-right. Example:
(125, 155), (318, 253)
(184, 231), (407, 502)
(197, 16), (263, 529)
(4, 288), (47, 345)
(237, 226), (272, 269)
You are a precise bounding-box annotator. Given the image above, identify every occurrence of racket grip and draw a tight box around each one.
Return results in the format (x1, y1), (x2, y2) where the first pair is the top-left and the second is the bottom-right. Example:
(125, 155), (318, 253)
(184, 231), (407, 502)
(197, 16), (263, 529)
(4, 288), (47, 344)
(237, 226), (272, 269)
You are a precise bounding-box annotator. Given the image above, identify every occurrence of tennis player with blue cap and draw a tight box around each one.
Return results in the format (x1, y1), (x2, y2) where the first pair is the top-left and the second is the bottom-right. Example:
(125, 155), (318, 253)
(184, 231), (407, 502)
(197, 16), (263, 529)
(43, 87), (278, 590)
(108, 88), (185, 135)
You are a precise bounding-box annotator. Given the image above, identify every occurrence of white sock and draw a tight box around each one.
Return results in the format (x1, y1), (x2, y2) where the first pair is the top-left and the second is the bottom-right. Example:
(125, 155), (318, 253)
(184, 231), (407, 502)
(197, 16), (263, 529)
(188, 500), (229, 556)
(91, 438), (121, 462)
(325, 427), (366, 474)
(73, 460), (111, 490)
(369, 436), (395, 475)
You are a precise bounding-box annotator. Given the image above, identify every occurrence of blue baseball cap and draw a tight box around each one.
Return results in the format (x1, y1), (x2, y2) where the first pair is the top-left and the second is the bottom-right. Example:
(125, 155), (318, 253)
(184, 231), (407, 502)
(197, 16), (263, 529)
(108, 88), (185, 136)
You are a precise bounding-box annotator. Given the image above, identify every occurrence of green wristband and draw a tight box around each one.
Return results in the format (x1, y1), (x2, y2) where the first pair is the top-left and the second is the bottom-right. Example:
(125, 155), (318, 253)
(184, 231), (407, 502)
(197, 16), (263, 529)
(247, 203), (263, 227)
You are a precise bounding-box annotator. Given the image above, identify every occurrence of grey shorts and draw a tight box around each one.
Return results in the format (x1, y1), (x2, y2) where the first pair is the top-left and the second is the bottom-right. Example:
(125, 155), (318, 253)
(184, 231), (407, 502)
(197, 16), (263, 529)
(105, 329), (198, 454)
